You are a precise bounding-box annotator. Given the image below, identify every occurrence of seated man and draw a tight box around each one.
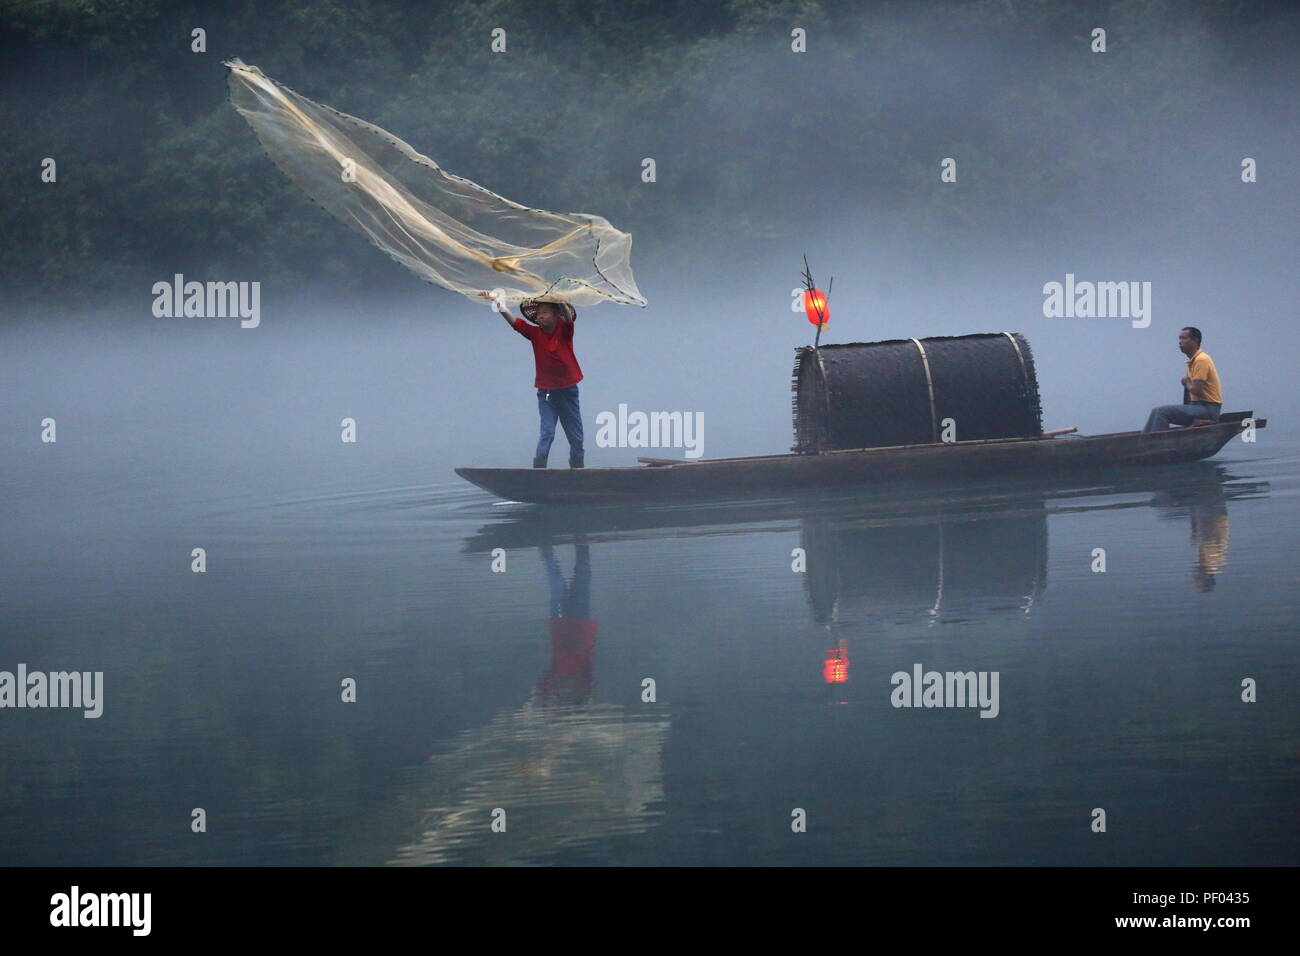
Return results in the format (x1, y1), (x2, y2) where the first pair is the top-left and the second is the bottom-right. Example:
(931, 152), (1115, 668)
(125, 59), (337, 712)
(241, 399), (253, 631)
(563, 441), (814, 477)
(1143, 326), (1223, 432)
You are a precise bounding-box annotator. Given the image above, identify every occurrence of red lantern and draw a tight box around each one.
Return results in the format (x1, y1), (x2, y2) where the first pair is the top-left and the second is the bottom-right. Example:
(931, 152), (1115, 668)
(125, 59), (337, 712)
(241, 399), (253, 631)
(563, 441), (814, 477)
(803, 289), (829, 326)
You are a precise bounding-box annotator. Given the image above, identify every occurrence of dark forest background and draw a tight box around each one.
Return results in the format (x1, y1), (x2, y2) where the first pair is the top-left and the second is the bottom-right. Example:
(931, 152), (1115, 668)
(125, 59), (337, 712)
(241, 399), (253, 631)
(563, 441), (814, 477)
(1, 0), (1296, 305)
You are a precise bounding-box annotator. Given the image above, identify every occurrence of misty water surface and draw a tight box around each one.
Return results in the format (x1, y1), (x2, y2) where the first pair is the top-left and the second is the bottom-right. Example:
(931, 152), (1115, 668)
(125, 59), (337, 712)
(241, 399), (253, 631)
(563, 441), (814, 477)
(2, 305), (1296, 865)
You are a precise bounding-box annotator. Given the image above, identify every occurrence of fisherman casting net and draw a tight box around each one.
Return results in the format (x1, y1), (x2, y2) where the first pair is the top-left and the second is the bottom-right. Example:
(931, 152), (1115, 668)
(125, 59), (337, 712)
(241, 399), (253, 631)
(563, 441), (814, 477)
(225, 59), (646, 309)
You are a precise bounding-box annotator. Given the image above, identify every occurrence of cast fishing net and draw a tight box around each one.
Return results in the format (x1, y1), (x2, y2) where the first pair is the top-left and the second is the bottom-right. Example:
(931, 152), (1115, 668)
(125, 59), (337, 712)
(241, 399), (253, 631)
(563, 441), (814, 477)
(225, 59), (646, 308)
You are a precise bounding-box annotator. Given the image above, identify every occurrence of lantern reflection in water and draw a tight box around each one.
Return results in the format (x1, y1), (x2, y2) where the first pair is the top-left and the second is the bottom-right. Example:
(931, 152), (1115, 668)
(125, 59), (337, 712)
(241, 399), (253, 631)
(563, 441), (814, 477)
(823, 644), (850, 684)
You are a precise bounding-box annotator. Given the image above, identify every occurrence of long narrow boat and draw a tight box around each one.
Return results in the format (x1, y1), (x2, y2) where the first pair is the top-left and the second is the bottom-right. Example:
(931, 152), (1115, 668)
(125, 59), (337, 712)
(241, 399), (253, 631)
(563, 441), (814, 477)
(454, 412), (1265, 504)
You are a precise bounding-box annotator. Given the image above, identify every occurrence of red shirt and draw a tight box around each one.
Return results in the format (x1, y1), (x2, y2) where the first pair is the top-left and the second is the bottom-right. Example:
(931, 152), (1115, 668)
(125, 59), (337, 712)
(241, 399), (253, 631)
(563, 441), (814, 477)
(548, 618), (598, 677)
(513, 317), (583, 389)
(534, 618), (598, 704)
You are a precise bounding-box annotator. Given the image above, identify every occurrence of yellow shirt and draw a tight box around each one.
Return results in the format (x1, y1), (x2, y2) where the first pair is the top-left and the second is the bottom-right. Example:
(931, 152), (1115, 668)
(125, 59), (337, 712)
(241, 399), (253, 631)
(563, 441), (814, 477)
(1187, 349), (1222, 404)
(1193, 511), (1230, 575)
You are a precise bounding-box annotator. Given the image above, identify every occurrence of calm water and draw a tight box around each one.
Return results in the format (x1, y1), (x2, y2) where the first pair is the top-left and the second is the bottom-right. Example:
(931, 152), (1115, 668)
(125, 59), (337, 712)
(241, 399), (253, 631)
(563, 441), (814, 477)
(3, 312), (1297, 866)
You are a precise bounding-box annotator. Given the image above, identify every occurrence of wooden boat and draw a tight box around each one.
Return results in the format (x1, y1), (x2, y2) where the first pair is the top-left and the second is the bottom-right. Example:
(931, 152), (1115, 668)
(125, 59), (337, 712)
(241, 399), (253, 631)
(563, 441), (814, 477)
(454, 412), (1265, 504)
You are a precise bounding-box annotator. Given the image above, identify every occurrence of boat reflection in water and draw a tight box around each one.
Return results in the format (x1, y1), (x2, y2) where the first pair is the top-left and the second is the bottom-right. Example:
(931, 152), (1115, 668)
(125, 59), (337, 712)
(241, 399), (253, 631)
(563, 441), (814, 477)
(376, 541), (668, 867)
(802, 502), (1049, 626)
(802, 501), (1048, 699)
(368, 461), (1264, 864)
(803, 463), (1265, 698)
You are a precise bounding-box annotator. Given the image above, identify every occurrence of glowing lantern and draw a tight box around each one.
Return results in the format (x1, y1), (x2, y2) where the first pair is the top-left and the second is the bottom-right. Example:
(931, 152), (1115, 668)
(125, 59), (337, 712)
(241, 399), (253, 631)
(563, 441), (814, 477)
(803, 289), (829, 326)
(823, 648), (850, 684)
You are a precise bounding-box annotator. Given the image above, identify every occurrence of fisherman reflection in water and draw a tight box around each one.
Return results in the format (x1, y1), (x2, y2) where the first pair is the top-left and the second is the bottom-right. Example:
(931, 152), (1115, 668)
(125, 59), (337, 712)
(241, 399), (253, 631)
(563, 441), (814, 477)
(1143, 327), (1223, 431)
(1151, 471), (1232, 592)
(533, 541), (597, 707)
(1190, 506), (1230, 592)
(483, 294), (585, 468)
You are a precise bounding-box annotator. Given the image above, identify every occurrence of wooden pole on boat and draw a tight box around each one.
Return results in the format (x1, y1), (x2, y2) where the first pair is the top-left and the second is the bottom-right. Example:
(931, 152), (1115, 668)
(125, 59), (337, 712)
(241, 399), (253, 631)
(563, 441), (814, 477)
(820, 276), (833, 348)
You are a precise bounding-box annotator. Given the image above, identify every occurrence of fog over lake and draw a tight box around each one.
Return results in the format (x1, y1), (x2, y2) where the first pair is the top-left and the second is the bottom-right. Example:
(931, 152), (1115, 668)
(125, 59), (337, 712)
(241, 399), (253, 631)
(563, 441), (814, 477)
(2, 0), (1297, 867)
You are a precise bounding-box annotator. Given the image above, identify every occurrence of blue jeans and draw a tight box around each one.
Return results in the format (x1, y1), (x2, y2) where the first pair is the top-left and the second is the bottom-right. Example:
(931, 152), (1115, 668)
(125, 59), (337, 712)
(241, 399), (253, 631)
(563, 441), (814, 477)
(1144, 401), (1221, 432)
(535, 385), (584, 464)
(540, 543), (591, 618)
